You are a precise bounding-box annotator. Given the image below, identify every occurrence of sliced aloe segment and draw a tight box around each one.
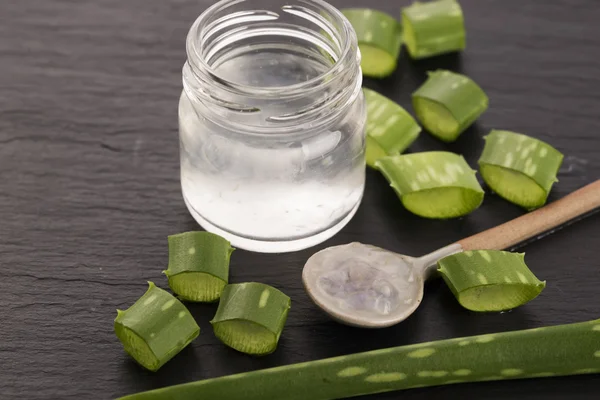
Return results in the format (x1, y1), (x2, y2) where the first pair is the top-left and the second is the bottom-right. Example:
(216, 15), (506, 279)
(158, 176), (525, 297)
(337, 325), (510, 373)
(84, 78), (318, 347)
(376, 151), (484, 219)
(478, 130), (564, 210)
(211, 282), (291, 355)
(114, 282), (200, 372)
(402, 0), (465, 59)
(363, 88), (421, 168)
(118, 318), (600, 400)
(164, 231), (234, 302)
(341, 8), (403, 78)
(412, 70), (488, 142)
(438, 250), (546, 312)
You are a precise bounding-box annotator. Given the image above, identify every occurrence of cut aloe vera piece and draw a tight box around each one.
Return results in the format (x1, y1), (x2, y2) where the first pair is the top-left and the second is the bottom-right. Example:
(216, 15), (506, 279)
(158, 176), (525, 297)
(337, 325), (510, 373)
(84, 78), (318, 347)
(211, 282), (291, 355)
(341, 8), (403, 78)
(118, 318), (600, 400)
(479, 130), (564, 210)
(164, 231), (234, 302)
(412, 70), (488, 142)
(114, 282), (200, 372)
(438, 250), (546, 312)
(376, 151), (484, 219)
(402, 0), (465, 59)
(363, 88), (421, 168)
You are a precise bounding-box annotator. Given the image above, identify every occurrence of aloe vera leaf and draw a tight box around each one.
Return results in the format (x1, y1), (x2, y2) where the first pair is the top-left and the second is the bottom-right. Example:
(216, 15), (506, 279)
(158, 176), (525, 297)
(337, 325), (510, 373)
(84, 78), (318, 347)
(341, 9), (403, 78)
(363, 88), (421, 168)
(438, 250), (546, 312)
(478, 130), (564, 210)
(375, 151), (484, 219)
(402, 0), (465, 59)
(164, 231), (234, 302)
(114, 282), (200, 372)
(118, 318), (600, 399)
(211, 282), (291, 355)
(412, 69), (488, 142)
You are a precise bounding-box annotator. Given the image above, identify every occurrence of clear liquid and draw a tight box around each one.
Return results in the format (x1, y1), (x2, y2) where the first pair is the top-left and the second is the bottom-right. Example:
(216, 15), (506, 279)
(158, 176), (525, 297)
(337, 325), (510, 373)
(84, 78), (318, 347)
(179, 49), (365, 252)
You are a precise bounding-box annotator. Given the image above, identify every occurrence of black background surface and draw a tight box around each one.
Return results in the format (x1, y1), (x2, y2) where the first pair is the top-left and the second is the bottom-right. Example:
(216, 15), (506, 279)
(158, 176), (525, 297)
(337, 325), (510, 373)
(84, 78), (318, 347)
(0, 0), (599, 399)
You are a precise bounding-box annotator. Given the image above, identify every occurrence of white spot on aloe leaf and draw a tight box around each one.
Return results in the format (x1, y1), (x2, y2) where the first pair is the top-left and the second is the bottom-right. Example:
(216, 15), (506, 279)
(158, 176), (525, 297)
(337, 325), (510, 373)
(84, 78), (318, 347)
(259, 289), (270, 308)
(501, 368), (523, 376)
(363, 10), (372, 17)
(480, 251), (492, 262)
(411, 14), (429, 21)
(405, 158), (414, 166)
(372, 104), (387, 120)
(458, 340), (470, 346)
(517, 272), (528, 284)
(178, 311), (186, 318)
(478, 273), (488, 285)
(453, 369), (472, 376)
(364, 31), (373, 42)
(161, 299), (176, 311)
(380, 21), (388, 28)
(143, 294), (157, 306)
(451, 83), (459, 90)
(410, 182), (421, 191)
(475, 335), (494, 343)
(426, 166), (438, 179)
(594, 351), (600, 357)
(592, 325), (600, 331)
(525, 164), (538, 175)
(503, 152), (514, 167)
(337, 367), (367, 377)
(539, 148), (548, 157)
(408, 348), (436, 358)
(150, 333), (156, 338)
(365, 372), (406, 382)
(464, 251), (473, 258)
(504, 276), (512, 283)
(188, 247), (196, 255)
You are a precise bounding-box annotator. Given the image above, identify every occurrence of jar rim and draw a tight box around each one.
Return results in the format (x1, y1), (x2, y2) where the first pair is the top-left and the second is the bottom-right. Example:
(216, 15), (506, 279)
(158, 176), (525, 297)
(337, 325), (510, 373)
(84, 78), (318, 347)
(185, 0), (358, 98)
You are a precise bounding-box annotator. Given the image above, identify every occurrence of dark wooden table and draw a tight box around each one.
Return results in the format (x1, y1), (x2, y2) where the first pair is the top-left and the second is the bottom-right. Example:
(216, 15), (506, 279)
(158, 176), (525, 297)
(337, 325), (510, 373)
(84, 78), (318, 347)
(1, 0), (599, 399)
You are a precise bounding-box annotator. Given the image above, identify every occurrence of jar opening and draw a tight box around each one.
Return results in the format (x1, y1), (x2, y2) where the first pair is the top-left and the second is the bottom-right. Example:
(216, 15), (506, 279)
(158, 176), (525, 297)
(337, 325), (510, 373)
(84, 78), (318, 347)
(182, 0), (362, 132)
(186, 0), (357, 95)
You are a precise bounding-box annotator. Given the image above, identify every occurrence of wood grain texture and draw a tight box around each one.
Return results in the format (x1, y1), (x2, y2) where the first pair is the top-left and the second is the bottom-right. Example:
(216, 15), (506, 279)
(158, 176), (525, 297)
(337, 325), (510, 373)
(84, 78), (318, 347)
(0, 0), (598, 399)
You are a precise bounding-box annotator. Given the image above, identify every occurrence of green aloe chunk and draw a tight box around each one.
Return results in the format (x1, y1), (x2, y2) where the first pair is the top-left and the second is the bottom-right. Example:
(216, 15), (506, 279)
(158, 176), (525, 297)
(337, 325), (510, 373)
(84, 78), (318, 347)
(211, 282), (291, 356)
(363, 88), (421, 168)
(114, 282), (200, 372)
(341, 8), (403, 78)
(479, 130), (564, 210)
(412, 70), (488, 142)
(164, 231), (234, 302)
(438, 250), (546, 312)
(118, 318), (600, 400)
(402, 0), (465, 59)
(376, 151), (484, 219)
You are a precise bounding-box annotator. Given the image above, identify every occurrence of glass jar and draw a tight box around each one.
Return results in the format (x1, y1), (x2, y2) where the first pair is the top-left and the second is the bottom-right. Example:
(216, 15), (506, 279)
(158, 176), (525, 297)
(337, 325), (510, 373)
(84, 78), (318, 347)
(179, 0), (365, 253)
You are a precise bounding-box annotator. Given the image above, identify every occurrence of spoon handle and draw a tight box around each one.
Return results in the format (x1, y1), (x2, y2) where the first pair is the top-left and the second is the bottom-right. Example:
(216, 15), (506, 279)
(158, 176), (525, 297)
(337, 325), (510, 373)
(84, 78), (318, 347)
(458, 179), (600, 251)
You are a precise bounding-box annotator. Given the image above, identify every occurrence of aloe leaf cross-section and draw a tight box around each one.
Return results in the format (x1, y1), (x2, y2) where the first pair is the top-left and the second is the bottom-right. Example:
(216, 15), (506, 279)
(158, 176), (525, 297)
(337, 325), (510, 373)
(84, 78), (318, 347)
(478, 130), (564, 210)
(341, 8), (403, 78)
(164, 231), (234, 302)
(438, 250), (546, 312)
(211, 282), (291, 356)
(114, 282), (200, 372)
(376, 151), (484, 219)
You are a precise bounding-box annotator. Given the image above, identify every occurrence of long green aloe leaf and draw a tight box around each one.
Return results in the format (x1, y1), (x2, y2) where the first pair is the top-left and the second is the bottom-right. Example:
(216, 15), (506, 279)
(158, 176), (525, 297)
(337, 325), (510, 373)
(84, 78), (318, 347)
(118, 319), (600, 399)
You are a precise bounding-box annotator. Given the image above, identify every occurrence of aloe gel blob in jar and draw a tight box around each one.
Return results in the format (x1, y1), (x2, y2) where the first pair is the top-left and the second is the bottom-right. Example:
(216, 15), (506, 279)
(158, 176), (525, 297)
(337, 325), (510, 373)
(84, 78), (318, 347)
(179, 0), (366, 253)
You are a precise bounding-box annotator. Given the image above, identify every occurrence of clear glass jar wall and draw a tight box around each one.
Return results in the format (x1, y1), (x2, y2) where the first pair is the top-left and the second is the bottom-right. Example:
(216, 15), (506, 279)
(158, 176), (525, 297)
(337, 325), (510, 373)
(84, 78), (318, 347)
(179, 0), (366, 252)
